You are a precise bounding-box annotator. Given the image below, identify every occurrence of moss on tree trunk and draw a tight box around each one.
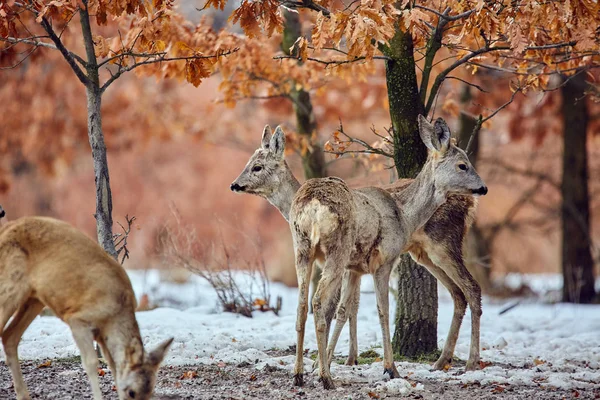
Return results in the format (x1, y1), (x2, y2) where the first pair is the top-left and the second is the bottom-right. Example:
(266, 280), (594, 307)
(382, 28), (438, 357)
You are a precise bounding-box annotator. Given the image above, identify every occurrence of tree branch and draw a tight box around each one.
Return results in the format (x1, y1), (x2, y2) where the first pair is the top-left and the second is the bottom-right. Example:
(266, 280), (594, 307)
(37, 17), (89, 85)
(274, 54), (389, 66)
(101, 49), (238, 92)
(425, 45), (509, 114)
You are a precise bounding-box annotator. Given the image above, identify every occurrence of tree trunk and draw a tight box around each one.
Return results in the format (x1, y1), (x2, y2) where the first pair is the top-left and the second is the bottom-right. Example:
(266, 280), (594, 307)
(281, 10), (326, 179)
(282, 10), (326, 309)
(560, 73), (596, 303)
(382, 29), (438, 357)
(456, 85), (492, 293)
(86, 87), (117, 259)
(81, 3), (117, 259)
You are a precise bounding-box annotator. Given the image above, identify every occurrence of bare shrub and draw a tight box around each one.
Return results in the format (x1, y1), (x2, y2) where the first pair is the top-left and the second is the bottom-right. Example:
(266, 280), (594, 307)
(159, 205), (281, 317)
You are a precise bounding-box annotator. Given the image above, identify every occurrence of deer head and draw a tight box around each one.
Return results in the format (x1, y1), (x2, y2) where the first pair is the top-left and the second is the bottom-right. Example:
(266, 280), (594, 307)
(117, 337), (173, 400)
(230, 125), (288, 197)
(418, 115), (487, 196)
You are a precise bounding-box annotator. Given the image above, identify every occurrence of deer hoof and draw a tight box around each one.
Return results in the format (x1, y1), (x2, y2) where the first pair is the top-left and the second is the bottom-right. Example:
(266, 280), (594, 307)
(319, 376), (335, 390)
(345, 357), (358, 366)
(383, 365), (400, 379)
(433, 357), (452, 371)
(465, 359), (482, 371)
(293, 373), (304, 387)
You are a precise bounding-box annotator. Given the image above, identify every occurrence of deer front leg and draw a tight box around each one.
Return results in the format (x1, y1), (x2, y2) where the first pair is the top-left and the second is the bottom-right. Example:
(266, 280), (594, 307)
(373, 261), (399, 379)
(2, 299), (44, 400)
(293, 250), (314, 387)
(411, 250), (467, 370)
(444, 263), (482, 371)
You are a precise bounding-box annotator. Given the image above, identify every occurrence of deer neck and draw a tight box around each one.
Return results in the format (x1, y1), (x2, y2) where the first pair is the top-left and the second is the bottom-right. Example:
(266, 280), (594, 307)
(396, 159), (446, 234)
(266, 161), (301, 222)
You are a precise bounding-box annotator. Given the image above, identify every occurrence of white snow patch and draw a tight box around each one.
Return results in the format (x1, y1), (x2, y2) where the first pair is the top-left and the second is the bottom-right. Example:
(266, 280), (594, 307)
(1, 271), (599, 391)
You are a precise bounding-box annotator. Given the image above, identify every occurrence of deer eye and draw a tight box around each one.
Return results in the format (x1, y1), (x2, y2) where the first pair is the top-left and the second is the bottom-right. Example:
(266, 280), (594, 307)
(252, 165), (263, 172)
(128, 389), (136, 398)
(458, 164), (468, 171)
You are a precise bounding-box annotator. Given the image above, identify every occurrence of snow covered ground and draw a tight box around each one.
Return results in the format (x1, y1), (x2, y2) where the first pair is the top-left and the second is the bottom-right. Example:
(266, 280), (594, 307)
(2, 270), (599, 394)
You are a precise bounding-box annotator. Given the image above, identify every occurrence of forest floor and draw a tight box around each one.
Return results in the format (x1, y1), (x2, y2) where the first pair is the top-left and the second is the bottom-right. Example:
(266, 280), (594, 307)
(1, 355), (596, 399)
(1, 270), (599, 399)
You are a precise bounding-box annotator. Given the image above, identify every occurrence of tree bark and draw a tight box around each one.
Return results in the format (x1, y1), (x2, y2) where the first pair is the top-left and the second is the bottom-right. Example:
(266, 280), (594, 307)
(382, 29), (438, 357)
(281, 10), (326, 179)
(560, 73), (596, 303)
(81, 3), (117, 259)
(456, 86), (492, 293)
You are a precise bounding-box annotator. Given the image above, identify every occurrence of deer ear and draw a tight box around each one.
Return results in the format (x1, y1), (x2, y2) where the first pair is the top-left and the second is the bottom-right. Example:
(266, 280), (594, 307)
(433, 118), (451, 152)
(418, 115), (437, 152)
(147, 337), (173, 367)
(270, 126), (285, 159)
(261, 125), (272, 149)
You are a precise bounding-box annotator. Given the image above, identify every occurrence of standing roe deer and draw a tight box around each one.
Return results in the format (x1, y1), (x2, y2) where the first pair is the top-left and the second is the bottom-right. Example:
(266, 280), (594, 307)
(0, 215), (173, 400)
(231, 117), (487, 389)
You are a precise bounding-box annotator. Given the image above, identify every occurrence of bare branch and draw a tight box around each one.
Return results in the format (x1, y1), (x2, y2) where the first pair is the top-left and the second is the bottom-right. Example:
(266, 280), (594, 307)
(114, 215), (136, 265)
(425, 44), (509, 114)
(274, 54), (389, 66)
(445, 76), (489, 93)
(326, 119), (394, 159)
(279, 0), (331, 16)
(413, 4), (476, 22)
(465, 85), (522, 153)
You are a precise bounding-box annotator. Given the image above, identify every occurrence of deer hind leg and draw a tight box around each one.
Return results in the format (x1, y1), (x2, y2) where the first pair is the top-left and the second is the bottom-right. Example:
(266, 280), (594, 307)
(323, 269), (361, 369)
(312, 252), (346, 390)
(292, 241), (314, 387)
(345, 277), (360, 366)
(373, 260), (399, 379)
(2, 298), (44, 400)
(69, 321), (104, 400)
(441, 257), (482, 371)
(411, 249), (467, 370)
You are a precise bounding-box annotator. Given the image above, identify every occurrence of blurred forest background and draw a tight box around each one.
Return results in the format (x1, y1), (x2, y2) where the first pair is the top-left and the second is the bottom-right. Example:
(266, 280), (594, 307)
(1, 0), (598, 304)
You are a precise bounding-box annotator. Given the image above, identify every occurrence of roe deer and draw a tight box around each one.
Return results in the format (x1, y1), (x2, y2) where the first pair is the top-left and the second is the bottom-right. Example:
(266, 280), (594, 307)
(0, 216), (173, 400)
(231, 118), (486, 389)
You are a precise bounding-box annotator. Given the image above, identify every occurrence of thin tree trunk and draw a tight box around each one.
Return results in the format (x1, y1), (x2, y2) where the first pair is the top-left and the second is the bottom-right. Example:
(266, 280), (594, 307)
(382, 29), (438, 357)
(281, 10), (326, 179)
(560, 73), (596, 303)
(81, 3), (117, 259)
(282, 10), (327, 310)
(457, 86), (492, 293)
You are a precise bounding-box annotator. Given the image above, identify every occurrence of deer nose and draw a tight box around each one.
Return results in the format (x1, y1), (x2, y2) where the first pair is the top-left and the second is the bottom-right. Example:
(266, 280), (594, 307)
(230, 183), (245, 192)
(473, 186), (488, 195)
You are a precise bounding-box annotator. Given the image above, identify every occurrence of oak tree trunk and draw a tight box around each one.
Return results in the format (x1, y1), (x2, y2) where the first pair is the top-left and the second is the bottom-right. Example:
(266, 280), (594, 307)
(383, 29), (438, 357)
(560, 73), (596, 303)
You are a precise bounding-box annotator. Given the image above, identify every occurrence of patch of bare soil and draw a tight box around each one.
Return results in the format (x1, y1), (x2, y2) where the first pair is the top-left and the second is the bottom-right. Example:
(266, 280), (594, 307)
(1, 359), (597, 399)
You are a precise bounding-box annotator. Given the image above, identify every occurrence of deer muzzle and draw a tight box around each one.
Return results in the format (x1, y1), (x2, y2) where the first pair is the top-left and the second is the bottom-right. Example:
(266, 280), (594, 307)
(472, 186), (488, 196)
(230, 183), (246, 192)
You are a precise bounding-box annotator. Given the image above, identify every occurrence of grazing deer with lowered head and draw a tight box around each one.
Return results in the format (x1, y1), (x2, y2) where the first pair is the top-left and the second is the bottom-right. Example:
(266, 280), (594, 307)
(0, 216), (173, 400)
(231, 118), (487, 388)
